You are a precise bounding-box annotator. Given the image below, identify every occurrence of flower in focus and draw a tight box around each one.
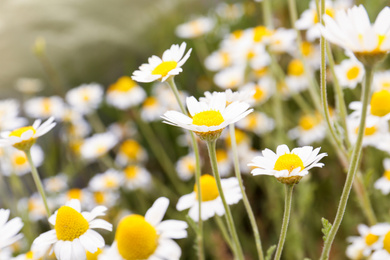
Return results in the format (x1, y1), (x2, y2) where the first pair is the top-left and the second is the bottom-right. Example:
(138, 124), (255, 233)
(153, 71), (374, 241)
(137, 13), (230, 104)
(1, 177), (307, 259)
(132, 42), (192, 83)
(162, 94), (253, 141)
(33, 199), (112, 260)
(0, 208), (24, 250)
(106, 197), (187, 260)
(374, 158), (390, 195)
(335, 58), (365, 89)
(177, 174), (242, 221)
(66, 83), (103, 115)
(175, 17), (215, 39)
(249, 144), (327, 184)
(106, 76), (146, 110)
(0, 117), (56, 151)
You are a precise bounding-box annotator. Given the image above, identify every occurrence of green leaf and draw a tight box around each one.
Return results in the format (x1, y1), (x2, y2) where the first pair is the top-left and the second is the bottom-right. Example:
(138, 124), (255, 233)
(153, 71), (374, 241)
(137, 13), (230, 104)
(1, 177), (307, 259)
(265, 245), (277, 260)
(321, 218), (333, 241)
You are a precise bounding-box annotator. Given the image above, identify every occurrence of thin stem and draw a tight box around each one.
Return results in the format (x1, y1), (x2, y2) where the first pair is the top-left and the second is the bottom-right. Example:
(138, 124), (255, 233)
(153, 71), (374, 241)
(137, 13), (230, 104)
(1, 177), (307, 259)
(320, 66), (374, 260)
(206, 140), (244, 260)
(230, 124), (264, 260)
(215, 215), (235, 253)
(261, 0), (273, 29)
(273, 184), (294, 260)
(87, 111), (106, 133)
(25, 149), (50, 217)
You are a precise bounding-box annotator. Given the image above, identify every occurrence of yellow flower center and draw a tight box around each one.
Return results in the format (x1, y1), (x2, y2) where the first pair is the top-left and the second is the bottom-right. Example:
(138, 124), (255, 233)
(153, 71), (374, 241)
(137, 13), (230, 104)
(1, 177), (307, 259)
(301, 41), (313, 57)
(346, 66), (360, 80)
(104, 176), (118, 188)
(232, 30), (243, 39)
(192, 110), (224, 127)
(151, 61), (178, 78)
(94, 192), (105, 204)
(253, 86), (265, 101)
(254, 67), (268, 78)
(55, 206), (89, 241)
(216, 149), (228, 162)
(381, 81), (390, 90)
(370, 90), (390, 117)
(384, 170), (390, 181)
(116, 214), (158, 260)
(189, 20), (202, 35)
(194, 174), (219, 202)
(383, 231), (390, 253)
(25, 251), (35, 260)
(108, 76), (137, 93)
(42, 98), (52, 114)
(299, 114), (320, 131)
(288, 59), (305, 76)
(9, 126), (36, 138)
(253, 26), (273, 42)
(86, 248), (102, 260)
(120, 140), (141, 160)
(313, 8), (334, 24)
(221, 52), (231, 67)
(143, 97), (158, 108)
(184, 157), (195, 173)
(365, 233), (379, 246)
(124, 165), (139, 179)
(67, 188), (83, 200)
(14, 154), (27, 166)
(274, 154), (304, 173)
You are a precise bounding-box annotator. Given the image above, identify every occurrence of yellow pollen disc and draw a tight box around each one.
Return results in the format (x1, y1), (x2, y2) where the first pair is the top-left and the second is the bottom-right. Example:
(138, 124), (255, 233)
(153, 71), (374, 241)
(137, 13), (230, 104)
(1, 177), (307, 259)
(9, 126), (36, 138)
(384, 170), (390, 181)
(254, 67), (268, 77)
(346, 66), (360, 80)
(221, 52), (230, 67)
(216, 149), (228, 162)
(143, 97), (158, 107)
(120, 140), (141, 160)
(94, 192), (105, 204)
(194, 174), (219, 202)
(104, 176), (117, 188)
(253, 26), (273, 42)
(274, 154), (304, 173)
(184, 158), (195, 173)
(383, 231), (390, 253)
(365, 233), (379, 246)
(67, 188), (83, 200)
(116, 214), (158, 260)
(246, 114), (258, 130)
(124, 165), (139, 179)
(253, 86), (265, 101)
(299, 114), (320, 131)
(42, 98), (52, 114)
(192, 110), (224, 127)
(108, 76), (137, 93)
(151, 61), (178, 78)
(189, 20), (202, 35)
(288, 59), (305, 76)
(55, 206), (89, 241)
(232, 30), (243, 39)
(25, 251), (34, 259)
(370, 90), (390, 117)
(14, 154), (27, 166)
(87, 248), (103, 260)
(301, 42), (313, 57)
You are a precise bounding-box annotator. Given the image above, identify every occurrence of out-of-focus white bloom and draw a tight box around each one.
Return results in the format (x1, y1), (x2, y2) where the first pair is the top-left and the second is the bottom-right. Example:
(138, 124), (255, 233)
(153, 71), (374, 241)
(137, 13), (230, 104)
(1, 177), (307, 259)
(215, 3), (244, 22)
(205, 50), (233, 71)
(122, 165), (152, 190)
(176, 153), (197, 181)
(92, 191), (119, 208)
(373, 70), (390, 91)
(89, 169), (123, 192)
(242, 77), (275, 105)
(288, 113), (327, 146)
(24, 96), (65, 120)
(80, 132), (118, 161)
(44, 173), (68, 194)
(58, 188), (94, 210)
(200, 89), (254, 105)
(0, 208), (23, 250)
(216, 148), (232, 177)
(369, 224), (390, 260)
(285, 58), (309, 94)
(335, 58), (365, 89)
(0, 99), (27, 132)
(268, 28), (296, 54)
(141, 96), (165, 122)
(349, 90), (390, 121)
(115, 139), (147, 166)
(300, 41), (321, 69)
(213, 66), (245, 89)
(106, 76), (146, 110)
(175, 17), (215, 39)
(236, 111), (275, 136)
(0, 145), (44, 176)
(18, 193), (52, 221)
(66, 83), (104, 115)
(153, 82), (186, 111)
(374, 158), (390, 195)
(225, 128), (251, 151)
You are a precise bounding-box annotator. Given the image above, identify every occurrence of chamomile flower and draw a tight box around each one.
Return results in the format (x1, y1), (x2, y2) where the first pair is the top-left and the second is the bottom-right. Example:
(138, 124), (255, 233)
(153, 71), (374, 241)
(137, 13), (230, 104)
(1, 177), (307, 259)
(288, 113), (326, 146)
(89, 169), (123, 192)
(374, 158), (390, 195)
(115, 139), (147, 166)
(0, 99), (27, 131)
(24, 96), (65, 120)
(249, 144), (327, 184)
(122, 165), (152, 190)
(347, 115), (388, 149)
(19, 193), (51, 221)
(205, 50), (233, 71)
(300, 41), (321, 69)
(285, 59), (309, 93)
(215, 3), (244, 22)
(242, 77), (275, 105)
(268, 28), (296, 54)
(373, 70), (390, 91)
(370, 225), (390, 260)
(175, 17), (215, 39)
(80, 132), (118, 161)
(0, 145), (44, 176)
(0, 117), (56, 151)
(200, 89), (254, 105)
(162, 94), (253, 141)
(213, 66), (245, 89)
(0, 208), (24, 250)
(66, 83), (104, 115)
(33, 199), (112, 260)
(106, 197), (188, 260)
(92, 191), (119, 208)
(225, 128), (251, 151)
(176, 152), (197, 181)
(216, 149), (232, 177)
(335, 58), (365, 89)
(177, 174), (242, 221)
(132, 42), (192, 83)
(106, 76), (146, 110)
(236, 111), (275, 136)
(44, 173), (68, 194)
(59, 189), (94, 210)
(141, 97), (165, 122)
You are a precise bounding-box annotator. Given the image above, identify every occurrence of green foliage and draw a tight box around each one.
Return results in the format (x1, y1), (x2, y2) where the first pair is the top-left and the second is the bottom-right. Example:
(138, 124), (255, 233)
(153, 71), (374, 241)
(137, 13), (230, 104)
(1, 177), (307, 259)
(265, 245), (277, 260)
(321, 218), (333, 242)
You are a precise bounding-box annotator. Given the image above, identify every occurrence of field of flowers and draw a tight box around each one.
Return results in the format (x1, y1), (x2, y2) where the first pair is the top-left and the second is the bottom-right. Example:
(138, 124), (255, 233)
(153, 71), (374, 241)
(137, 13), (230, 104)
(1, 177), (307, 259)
(1, 0), (390, 259)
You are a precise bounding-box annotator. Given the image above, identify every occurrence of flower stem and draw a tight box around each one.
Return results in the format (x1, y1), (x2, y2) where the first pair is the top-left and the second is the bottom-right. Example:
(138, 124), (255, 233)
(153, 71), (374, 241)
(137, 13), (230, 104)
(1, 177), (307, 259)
(261, 0), (273, 28)
(319, 66), (374, 260)
(166, 77), (204, 260)
(25, 149), (51, 217)
(273, 184), (294, 260)
(229, 124), (264, 260)
(206, 140), (244, 260)
(215, 215), (234, 253)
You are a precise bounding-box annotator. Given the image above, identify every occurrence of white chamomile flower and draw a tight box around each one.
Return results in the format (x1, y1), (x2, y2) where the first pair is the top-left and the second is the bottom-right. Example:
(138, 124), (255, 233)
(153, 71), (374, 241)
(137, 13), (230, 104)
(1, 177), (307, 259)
(32, 199), (112, 260)
(0, 208), (24, 250)
(0, 117), (56, 151)
(205, 50), (233, 71)
(177, 174), (242, 221)
(44, 173), (68, 194)
(300, 41), (321, 69)
(24, 96), (65, 120)
(66, 83), (103, 115)
(288, 113), (326, 146)
(175, 17), (215, 39)
(215, 3), (244, 22)
(106, 76), (146, 110)
(176, 152), (197, 181)
(0, 99), (27, 132)
(373, 70), (390, 91)
(268, 28), (297, 54)
(123, 165), (152, 190)
(0, 145), (44, 176)
(285, 58), (309, 94)
(115, 139), (147, 166)
(335, 58), (365, 89)
(370, 224), (390, 260)
(106, 197), (188, 260)
(248, 144), (327, 184)
(374, 158), (390, 195)
(89, 169), (123, 192)
(162, 94), (253, 141)
(140, 96), (165, 122)
(236, 111), (275, 136)
(242, 77), (275, 106)
(80, 132), (118, 161)
(216, 148), (232, 177)
(132, 42), (192, 83)
(213, 66), (245, 89)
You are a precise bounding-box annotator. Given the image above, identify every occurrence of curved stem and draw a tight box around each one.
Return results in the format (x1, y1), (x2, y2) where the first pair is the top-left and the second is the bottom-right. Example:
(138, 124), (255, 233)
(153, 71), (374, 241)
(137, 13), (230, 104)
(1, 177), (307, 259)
(25, 149), (50, 217)
(320, 66), (374, 260)
(274, 184), (294, 260)
(230, 124), (264, 260)
(207, 140), (244, 260)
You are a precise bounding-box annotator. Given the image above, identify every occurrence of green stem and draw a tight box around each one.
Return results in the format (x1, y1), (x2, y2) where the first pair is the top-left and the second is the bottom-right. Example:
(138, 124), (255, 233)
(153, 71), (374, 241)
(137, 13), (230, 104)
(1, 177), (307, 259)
(261, 0), (273, 29)
(230, 124), (264, 260)
(273, 184), (294, 260)
(87, 111), (106, 133)
(320, 66), (374, 260)
(354, 173), (377, 225)
(206, 140), (244, 260)
(25, 149), (50, 217)
(166, 78), (204, 260)
(215, 215), (235, 253)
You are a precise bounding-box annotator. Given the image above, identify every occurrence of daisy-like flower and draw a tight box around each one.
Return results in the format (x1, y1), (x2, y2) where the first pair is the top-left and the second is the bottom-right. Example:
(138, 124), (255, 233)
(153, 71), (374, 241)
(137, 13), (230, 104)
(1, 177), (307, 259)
(335, 58), (365, 89)
(80, 132), (118, 161)
(0, 208), (24, 250)
(65, 83), (103, 115)
(216, 148), (232, 177)
(285, 58), (309, 94)
(33, 199), (112, 260)
(105, 197), (188, 260)
(175, 17), (215, 39)
(175, 152), (198, 181)
(176, 174), (242, 221)
(44, 173), (68, 194)
(268, 28), (297, 54)
(115, 139), (147, 166)
(89, 169), (123, 192)
(106, 76), (146, 110)
(204, 50), (233, 71)
(140, 96), (165, 122)
(162, 94), (253, 141)
(215, 3), (244, 22)
(288, 113), (327, 146)
(374, 158), (390, 195)
(320, 5), (390, 64)
(122, 165), (152, 190)
(0, 145), (44, 176)
(370, 224), (390, 260)
(347, 115), (388, 149)
(373, 70), (390, 91)
(0, 99), (27, 132)
(248, 144), (327, 184)
(0, 117), (56, 151)
(132, 42), (192, 83)
(24, 96), (65, 120)
(236, 111), (275, 136)
(213, 66), (245, 89)
(242, 77), (275, 106)
(300, 41), (321, 69)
